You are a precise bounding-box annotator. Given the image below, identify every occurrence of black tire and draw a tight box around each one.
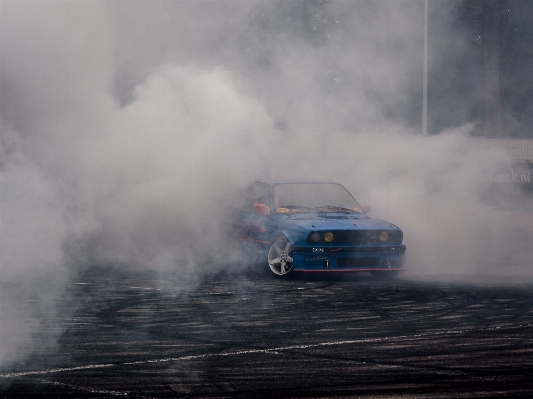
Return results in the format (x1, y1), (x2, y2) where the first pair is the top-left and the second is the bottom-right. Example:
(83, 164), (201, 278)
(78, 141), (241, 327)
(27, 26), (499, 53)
(267, 235), (294, 277)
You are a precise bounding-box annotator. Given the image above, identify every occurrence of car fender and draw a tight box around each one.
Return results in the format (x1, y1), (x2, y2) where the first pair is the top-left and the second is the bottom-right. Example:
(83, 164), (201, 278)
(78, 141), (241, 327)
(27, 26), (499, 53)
(274, 228), (307, 245)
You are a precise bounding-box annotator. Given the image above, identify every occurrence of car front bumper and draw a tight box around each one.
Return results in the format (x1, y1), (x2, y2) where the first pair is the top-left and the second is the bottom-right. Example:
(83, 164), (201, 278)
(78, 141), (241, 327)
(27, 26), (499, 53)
(291, 244), (406, 272)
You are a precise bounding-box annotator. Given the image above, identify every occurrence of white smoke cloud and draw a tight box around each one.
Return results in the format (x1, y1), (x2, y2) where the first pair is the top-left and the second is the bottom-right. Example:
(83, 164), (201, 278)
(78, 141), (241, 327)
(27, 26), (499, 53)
(0, 127), (68, 365)
(64, 64), (277, 269)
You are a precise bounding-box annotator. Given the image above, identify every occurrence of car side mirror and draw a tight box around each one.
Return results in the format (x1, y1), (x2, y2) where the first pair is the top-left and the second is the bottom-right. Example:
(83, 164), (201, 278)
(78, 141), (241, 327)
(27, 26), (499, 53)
(253, 203), (271, 216)
(361, 204), (372, 213)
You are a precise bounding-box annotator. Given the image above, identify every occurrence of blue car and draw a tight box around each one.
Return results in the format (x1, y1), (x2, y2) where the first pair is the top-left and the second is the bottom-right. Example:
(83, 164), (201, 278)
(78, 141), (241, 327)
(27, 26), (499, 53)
(238, 181), (405, 278)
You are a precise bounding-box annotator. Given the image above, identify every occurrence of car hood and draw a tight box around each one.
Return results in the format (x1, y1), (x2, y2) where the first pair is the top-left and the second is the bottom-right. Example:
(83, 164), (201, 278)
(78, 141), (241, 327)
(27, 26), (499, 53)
(276, 214), (400, 232)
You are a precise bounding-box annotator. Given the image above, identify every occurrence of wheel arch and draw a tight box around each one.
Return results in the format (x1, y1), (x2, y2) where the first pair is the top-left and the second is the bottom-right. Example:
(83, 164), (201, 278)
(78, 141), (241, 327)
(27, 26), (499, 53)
(272, 229), (304, 245)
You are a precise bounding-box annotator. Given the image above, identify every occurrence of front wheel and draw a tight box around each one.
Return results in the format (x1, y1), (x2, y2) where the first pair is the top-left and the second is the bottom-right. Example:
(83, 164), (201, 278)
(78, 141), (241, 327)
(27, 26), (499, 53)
(267, 235), (294, 276)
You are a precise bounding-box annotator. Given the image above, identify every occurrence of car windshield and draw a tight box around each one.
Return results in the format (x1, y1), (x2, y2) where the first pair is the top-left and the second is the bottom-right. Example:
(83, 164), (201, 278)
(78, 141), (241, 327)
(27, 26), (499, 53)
(273, 183), (363, 213)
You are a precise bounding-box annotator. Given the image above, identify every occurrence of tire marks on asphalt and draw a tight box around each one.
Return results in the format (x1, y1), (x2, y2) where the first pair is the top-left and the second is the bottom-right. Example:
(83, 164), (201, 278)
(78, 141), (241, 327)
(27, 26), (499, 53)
(2, 321), (530, 379)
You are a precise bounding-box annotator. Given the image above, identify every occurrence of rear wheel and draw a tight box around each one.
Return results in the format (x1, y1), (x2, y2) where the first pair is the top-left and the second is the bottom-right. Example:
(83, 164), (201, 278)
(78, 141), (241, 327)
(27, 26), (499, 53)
(267, 235), (294, 277)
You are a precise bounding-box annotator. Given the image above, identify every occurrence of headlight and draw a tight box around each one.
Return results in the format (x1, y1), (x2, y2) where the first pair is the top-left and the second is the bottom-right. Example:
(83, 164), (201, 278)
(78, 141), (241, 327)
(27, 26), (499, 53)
(379, 231), (388, 242)
(324, 232), (334, 242)
(309, 232), (321, 243)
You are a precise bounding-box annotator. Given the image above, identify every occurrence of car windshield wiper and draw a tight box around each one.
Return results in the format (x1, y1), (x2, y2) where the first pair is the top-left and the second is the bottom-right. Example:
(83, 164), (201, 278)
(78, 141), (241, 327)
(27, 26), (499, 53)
(314, 206), (357, 213)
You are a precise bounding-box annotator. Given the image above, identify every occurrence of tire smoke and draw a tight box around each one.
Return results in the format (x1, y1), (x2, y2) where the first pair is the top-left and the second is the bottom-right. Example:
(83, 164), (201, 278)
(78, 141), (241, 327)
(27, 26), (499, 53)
(1, 0), (531, 369)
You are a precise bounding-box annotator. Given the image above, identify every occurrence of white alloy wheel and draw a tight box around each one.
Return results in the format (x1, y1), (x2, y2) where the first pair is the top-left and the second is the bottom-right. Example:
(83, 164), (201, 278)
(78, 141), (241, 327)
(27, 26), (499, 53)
(267, 236), (294, 276)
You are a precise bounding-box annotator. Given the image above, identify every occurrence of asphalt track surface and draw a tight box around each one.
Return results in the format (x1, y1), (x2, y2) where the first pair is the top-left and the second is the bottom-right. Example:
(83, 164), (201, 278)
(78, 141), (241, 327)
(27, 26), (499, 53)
(2, 267), (533, 398)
